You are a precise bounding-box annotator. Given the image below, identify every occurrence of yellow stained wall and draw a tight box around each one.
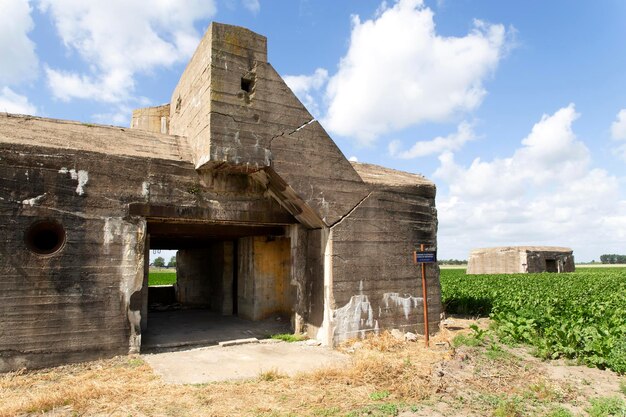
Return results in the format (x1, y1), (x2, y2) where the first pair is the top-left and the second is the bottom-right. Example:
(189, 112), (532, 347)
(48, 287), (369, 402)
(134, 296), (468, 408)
(237, 236), (292, 321)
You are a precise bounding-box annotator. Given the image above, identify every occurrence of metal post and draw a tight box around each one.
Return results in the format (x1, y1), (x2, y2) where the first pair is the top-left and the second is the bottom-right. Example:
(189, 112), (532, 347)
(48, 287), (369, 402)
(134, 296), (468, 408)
(420, 243), (429, 347)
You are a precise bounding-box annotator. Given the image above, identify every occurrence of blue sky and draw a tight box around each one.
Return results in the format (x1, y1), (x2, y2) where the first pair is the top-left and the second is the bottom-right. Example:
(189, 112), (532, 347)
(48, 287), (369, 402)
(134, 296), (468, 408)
(1, 0), (625, 262)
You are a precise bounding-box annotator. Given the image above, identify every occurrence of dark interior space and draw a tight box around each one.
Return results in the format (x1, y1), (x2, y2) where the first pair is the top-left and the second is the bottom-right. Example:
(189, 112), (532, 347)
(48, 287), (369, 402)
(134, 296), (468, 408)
(141, 220), (293, 352)
(545, 259), (558, 273)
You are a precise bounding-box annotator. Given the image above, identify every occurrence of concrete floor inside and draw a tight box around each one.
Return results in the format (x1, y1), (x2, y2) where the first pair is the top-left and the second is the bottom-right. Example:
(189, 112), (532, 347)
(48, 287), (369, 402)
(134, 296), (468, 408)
(141, 309), (292, 352)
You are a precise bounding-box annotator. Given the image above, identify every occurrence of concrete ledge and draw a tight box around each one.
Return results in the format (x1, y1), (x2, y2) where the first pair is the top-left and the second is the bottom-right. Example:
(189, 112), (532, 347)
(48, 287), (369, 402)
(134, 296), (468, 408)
(218, 338), (259, 347)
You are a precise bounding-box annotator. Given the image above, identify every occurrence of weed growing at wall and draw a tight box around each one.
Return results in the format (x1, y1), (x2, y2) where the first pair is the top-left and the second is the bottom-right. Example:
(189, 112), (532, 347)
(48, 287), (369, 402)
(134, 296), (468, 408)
(440, 268), (626, 374)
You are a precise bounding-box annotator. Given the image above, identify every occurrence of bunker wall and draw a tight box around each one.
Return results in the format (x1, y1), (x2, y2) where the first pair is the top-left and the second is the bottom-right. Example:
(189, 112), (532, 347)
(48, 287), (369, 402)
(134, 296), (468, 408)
(467, 248), (524, 274)
(0, 137), (293, 371)
(328, 185), (440, 344)
(526, 250), (575, 273)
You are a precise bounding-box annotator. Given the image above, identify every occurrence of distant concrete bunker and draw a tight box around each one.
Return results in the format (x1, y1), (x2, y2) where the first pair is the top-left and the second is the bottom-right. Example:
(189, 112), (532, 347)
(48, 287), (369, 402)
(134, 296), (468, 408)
(467, 246), (575, 274)
(0, 23), (440, 372)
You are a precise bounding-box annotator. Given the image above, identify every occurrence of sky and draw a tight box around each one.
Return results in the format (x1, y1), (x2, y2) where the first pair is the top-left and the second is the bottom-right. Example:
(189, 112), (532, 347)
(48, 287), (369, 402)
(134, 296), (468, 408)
(1, 0), (625, 262)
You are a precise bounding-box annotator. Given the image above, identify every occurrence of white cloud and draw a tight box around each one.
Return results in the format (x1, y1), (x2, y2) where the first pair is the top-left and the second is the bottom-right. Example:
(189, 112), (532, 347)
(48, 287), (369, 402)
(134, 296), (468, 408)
(434, 104), (626, 261)
(39, 0), (217, 103)
(389, 121), (476, 158)
(242, 0), (260, 14)
(0, 0), (38, 84)
(44, 66), (135, 103)
(610, 109), (626, 161)
(92, 104), (132, 126)
(0, 87), (37, 114)
(611, 109), (626, 140)
(323, 0), (508, 145)
(283, 68), (328, 117)
(348, 155), (358, 162)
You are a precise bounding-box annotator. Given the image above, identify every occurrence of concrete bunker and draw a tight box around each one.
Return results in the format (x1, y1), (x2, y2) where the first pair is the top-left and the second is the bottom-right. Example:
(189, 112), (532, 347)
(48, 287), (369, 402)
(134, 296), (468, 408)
(467, 246), (575, 274)
(0, 22), (441, 372)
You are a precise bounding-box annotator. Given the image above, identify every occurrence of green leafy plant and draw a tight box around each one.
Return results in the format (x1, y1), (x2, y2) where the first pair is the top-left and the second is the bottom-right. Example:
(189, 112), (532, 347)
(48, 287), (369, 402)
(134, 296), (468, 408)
(545, 407), (574, 417)
(440, 268), (626, 374)
(270, 333), (307, 342)
(586, 396), (626, 417)
(369, 390), (390, 401)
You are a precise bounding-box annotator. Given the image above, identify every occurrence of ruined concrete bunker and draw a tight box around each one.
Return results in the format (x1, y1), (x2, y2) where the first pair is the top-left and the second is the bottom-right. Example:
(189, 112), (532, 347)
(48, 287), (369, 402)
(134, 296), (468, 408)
(467, 246), (575, 274)
(0, 23), (440, 372)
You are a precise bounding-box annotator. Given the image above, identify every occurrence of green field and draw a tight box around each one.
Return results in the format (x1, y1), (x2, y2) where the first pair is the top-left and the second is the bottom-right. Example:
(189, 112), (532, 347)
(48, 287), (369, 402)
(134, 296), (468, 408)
(440, 267), (626, 374)
(148, 269), (177, 286)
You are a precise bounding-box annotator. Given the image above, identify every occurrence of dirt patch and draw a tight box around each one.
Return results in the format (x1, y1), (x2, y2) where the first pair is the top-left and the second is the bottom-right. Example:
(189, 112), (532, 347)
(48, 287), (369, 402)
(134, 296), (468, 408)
(1, 319), (624, 417)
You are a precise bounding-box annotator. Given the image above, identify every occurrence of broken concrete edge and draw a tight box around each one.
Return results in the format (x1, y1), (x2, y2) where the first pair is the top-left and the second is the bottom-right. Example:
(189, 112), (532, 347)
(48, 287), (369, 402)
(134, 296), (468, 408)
(218, 338), (260, 347)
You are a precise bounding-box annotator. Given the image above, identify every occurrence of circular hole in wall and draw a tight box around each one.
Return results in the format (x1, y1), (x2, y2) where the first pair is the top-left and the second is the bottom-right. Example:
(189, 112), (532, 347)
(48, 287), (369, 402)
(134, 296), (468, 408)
(24, 219), (66, 255)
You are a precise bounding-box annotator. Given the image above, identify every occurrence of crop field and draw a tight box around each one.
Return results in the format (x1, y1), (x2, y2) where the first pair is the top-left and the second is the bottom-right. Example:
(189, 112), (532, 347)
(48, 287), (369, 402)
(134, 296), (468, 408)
(440, 267), (626, 374)
(148, 269), (176, 286)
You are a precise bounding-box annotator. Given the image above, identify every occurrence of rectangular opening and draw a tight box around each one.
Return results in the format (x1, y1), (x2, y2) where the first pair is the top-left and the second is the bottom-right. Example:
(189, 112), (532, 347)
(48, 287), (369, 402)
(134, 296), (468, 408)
(545, 259), (557, 273)
(141, 221), (293, 352)
(241, 77), (253, 93)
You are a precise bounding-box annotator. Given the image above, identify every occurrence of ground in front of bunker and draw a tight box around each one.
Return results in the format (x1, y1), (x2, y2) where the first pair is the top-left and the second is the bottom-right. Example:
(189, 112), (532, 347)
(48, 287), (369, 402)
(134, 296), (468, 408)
(1, 317), (625, 417)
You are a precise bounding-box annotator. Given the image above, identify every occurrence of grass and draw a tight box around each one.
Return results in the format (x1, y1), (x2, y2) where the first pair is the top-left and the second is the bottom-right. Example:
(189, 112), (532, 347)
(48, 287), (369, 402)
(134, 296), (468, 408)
(270, 333), (308, 342)
(149, 269), (176, 286)
(545, 407), (575, 417)
(620, 379), (626, 396)
(0, 332), (448, 417)
(258, 369), (286, 382)
(369, 390), (391, 401)
(2, 324), (624, 416)
(586, 396), (626, 417)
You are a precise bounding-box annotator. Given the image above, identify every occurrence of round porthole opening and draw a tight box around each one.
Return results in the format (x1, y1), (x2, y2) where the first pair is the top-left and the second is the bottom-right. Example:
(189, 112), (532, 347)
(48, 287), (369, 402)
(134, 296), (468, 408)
(25, 220), (66, 255)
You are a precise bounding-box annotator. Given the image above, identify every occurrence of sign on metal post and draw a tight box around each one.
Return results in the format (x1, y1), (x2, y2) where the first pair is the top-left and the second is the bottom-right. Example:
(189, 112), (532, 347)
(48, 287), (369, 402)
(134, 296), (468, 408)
(413, 245), (437, 347)
(414, 250), (437, 264)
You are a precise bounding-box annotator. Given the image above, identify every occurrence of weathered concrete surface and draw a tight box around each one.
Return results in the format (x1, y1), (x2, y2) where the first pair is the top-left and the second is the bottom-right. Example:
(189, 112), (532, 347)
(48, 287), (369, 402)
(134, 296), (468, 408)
(0, 116), (296, 372)
(131, 104), (170, 134)
(176, 243), (234, 312)
(0, 22), (441, 371)
(143, 341), (348, 384)
(169, 23), (369, 227)
(467, 246), (575, 274)
(176, 249), (213, 308)
(142, 310), (290, 351)
(0, 113), (191, 161)
(238, 236), (293, 321)
(323, 163), (440, 345)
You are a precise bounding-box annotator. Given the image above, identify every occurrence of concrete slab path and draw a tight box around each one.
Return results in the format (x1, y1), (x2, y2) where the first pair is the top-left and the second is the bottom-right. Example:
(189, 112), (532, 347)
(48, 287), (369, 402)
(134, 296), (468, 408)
(142, 309), (291, 351)
(142, 341), (349, 384)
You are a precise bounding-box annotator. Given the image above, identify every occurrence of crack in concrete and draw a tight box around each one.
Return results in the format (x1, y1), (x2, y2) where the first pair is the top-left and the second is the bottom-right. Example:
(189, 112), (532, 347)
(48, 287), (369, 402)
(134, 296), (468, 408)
(330, 191), (373, 229)
(211, 111), (249, 125)
(291, 118), (315, 134)
(267, 118), (315, 155)
(210, 112), (315, 162)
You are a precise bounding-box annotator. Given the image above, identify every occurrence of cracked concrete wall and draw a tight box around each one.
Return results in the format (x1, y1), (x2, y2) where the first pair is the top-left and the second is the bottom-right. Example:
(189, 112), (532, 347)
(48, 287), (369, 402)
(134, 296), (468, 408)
(166, 23), (440, 344)
(467, 246), (575, 274)
(0, 22), (441, 368)
(169, 23), (369, 227)
(326, 163), (441, 345)
(0, 115), (295, 372)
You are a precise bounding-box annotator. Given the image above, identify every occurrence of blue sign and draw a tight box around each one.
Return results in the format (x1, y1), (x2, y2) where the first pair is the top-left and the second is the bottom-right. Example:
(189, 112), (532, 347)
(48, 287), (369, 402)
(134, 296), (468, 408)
(415, 250), (437, 263)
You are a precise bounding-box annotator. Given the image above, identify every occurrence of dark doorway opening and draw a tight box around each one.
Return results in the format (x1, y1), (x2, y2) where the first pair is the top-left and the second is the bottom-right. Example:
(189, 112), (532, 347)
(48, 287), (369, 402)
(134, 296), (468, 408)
(545, 259), (558, 273)
(141, 220), (294, 352)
